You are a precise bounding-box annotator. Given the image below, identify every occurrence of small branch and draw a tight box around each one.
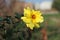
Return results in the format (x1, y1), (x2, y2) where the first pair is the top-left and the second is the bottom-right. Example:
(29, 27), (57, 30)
(41, 29), (47, 40)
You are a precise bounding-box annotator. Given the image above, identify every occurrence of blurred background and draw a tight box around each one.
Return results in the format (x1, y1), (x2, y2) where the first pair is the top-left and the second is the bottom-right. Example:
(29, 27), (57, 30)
(0, 0), (60, 40)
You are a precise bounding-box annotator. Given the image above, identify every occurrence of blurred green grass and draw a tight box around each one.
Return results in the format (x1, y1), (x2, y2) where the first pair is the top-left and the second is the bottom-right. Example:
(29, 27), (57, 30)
(31, 13), (60, 40)
(1, 13), (60, 40)
(13, 13), (60, 40)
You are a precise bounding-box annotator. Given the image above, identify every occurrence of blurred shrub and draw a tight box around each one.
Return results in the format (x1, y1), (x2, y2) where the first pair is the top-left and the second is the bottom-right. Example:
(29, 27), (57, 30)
(53, 0), (60, 11)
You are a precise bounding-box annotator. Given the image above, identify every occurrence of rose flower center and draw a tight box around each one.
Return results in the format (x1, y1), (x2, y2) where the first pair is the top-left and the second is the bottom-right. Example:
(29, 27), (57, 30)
(32, 15), (36, 19)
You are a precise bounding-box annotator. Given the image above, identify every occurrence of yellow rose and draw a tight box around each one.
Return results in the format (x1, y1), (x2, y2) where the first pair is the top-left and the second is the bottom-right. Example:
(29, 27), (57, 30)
(21, 7), (44, 30)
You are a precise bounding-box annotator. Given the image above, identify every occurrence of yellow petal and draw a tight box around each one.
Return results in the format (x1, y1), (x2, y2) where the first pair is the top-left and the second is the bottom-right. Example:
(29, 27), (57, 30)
(26, 23), (34, 30)
(21, 17), (31, 23)
(35, 16), (44, 23)
(24, 7), (31, 17)
(39, 16), (44, 23)
(37, 11), (42, 16)
(35, 23), (40, 28)
(32, 10), (41, 16)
